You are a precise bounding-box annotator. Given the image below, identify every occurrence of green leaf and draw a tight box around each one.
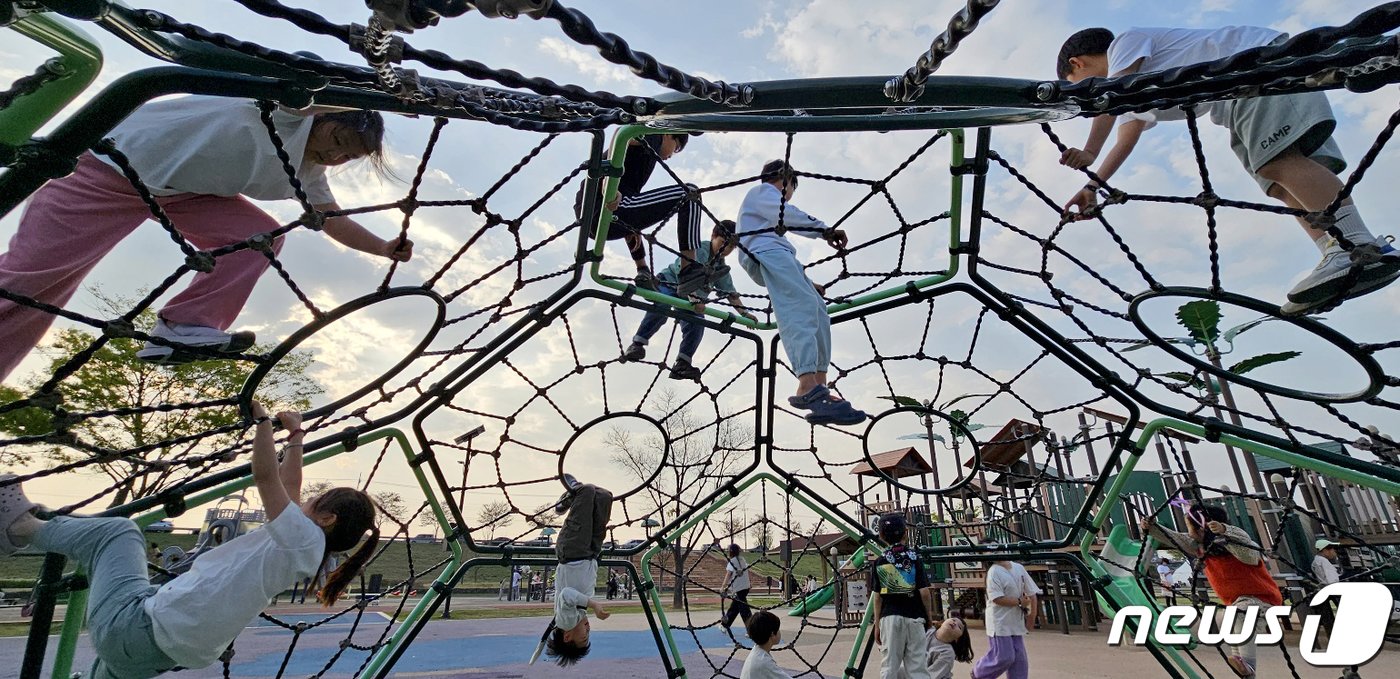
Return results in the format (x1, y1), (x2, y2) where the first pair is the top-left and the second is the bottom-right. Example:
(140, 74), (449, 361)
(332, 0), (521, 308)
(878, 395), (924, 408)
(1174, 300), (1222, 345)
(1160, 371), (1211, 392)
(940, 393), (995, 409)
(1222, 317), (1270, 343)
(1228, 351), (1301, 376)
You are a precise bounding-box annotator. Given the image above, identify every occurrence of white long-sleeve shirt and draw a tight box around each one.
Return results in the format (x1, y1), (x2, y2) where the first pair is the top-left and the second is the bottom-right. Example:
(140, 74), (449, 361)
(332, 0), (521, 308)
(553, 558), (597, 631)
(737, 183), (828, 257)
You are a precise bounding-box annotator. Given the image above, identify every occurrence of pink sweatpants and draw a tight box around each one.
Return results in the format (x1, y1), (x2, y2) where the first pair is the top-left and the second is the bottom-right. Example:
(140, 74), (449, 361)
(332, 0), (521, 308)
(0, 153), (283, 382)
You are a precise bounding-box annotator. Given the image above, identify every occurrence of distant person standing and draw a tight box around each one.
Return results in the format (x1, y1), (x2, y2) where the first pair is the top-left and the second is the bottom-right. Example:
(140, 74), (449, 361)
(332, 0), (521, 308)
(1156, 558), (1177, 605)
(720, 544), (754, 633)
(971, 552), (1040, 679)
(1310, 538), (1342, 640)
(510, 567), (522, 602)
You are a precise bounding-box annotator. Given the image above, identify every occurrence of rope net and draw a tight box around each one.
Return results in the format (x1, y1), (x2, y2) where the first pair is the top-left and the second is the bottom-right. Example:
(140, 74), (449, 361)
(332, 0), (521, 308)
(0, 1), (1398, 678)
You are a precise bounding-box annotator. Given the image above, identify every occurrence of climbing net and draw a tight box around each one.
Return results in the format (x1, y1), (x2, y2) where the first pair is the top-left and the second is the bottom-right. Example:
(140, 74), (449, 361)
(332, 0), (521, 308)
(2, 1), (1400, 678)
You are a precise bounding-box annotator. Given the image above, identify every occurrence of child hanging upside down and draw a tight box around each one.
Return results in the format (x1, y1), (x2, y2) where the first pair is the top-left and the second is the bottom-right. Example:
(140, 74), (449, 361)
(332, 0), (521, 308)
(623, 220), (755, 381)
(1055, 26), (1400, 315)
(736, 160), (865, 427)
(898, 617), (975, 679)
(0, 96), (413, 383)
(1142, 503), (1282, 678)
(533, 474), (613, 668)
(0, 403), (379, 679)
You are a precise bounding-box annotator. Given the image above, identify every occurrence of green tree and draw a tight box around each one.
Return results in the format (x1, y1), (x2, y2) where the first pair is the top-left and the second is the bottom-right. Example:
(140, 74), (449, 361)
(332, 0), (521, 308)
(0, 290), (322, 506)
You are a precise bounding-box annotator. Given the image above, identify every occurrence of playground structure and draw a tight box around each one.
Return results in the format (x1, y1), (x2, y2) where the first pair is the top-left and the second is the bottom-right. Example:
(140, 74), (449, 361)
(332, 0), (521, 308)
(1, 2), (1399, 678)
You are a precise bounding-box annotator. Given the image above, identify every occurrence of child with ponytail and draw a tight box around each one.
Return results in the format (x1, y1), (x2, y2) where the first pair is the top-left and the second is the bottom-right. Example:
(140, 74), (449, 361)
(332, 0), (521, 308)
(0, 402), (378, 678)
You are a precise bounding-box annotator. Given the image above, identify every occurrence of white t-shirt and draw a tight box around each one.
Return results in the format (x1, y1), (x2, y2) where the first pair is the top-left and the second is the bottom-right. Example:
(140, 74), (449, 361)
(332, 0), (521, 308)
(984, 562), (1041, 637)
(553, 558), (597, 632)
(1157, 563), (1174, 587)
(726, 556), (752, 594)
(97, 95), (335, 203)
(1108, 26), (1284, 128)
(144, 505), (325, 668)
(1312, 555), (1340, 586)
(741, 647), (792, 679)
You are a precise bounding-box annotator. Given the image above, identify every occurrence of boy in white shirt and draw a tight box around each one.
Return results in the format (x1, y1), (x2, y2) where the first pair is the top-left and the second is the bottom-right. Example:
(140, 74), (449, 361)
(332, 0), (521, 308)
(972, 556), (1040, 679)
(736, 159), (865, 426)
(1056, 26), (1399, 315)
(741, 610), (792, 679)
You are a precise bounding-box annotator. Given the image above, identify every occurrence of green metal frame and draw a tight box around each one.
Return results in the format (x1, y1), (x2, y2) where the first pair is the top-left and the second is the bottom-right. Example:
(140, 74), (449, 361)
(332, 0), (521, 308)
(637, 472), (883, 678)
(1, 13), (103, 146)
(44, 428), (463, 679)
(587, 126), (966, 331)
(1076, 418), (1400, 679)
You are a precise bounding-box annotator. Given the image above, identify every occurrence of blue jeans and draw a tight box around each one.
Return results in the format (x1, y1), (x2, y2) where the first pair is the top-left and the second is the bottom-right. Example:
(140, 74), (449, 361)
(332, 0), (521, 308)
(739, 249), (829, 375)
(632, 283), (704, 363)
(32, 517), (176, 679)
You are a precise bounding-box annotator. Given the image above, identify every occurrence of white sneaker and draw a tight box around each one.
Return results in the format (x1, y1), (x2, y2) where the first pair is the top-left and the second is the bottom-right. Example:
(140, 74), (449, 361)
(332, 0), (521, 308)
(1285, 237), (1400, 309)
(136, 318), (256, 365)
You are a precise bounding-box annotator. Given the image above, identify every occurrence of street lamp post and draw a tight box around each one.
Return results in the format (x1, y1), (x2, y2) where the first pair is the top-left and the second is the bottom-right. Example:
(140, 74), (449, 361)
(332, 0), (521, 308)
(443, 425), (486, 619)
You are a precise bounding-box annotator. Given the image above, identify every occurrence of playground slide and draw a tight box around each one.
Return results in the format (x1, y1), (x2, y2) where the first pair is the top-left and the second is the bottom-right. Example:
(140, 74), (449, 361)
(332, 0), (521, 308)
(1084, 525), (1199, 666)
(788, 549), (867, 617)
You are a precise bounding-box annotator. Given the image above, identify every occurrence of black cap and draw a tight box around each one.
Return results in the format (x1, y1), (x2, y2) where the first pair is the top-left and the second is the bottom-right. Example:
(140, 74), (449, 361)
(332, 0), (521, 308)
(878, 513), (907, 539)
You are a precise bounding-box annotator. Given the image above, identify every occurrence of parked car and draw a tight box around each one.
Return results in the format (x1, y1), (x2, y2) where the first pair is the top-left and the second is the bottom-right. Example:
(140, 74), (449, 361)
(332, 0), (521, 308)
(408, 533), (440, 544)
(479, 537), (510, 547)
(521, 536), (551, 547)
(619, 538), (647, 551)
(144, 520), (174, 533)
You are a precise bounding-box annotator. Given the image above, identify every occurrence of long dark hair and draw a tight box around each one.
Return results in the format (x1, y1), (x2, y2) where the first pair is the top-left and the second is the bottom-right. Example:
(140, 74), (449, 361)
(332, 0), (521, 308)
(947, 618), (974, 662)
(311, 110), (394, 180)
(310, 487), (379, 605)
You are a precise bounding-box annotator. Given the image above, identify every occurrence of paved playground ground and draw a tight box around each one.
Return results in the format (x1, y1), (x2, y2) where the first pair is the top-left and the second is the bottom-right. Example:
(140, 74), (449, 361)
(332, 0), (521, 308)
(4, 608), (1396, 678)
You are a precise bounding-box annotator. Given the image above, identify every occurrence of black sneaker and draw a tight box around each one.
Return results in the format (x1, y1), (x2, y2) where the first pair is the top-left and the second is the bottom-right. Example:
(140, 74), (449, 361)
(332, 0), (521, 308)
(634, 270), (659, 291)
(669, 360), (702, 382)
(623, 342), (646, 362)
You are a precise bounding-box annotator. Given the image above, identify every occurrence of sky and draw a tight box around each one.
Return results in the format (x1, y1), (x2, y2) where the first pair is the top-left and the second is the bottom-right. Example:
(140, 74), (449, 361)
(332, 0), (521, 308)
(2, 0), (1397, 544)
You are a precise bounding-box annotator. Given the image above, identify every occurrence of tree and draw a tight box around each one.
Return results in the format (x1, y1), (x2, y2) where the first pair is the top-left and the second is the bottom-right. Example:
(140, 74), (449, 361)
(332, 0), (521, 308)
(417, 509), (443, 536)
(301, 480), (335, 501)
(475, 499), (514, 539)
(749, 521), (773, 553)
(373, 490), (409, 528)
(606, 387), (751, 606)
(0, 290), (322, 506)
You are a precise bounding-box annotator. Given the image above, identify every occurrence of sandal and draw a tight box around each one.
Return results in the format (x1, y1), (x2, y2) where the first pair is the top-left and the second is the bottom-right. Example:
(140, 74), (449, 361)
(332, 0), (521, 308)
(787, 385), (830, 410)
(804, 397), (868, 427)
(0, 474), (37, 556)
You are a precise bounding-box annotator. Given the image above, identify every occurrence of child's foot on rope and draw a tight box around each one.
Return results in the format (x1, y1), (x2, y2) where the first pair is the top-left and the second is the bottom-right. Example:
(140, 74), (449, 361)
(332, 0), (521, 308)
(0, 475), (37, 557)
(623, 342), (646, 362)
(553, 473), (582, 514)
(675, 261), (707, 298)
(1225, 654), (1255, 678)
(136, 318), (256, 365)
(634, 269), (659, 292)
(668, 359), (701, 382)
(1285, 237), (1400, 311)
(804, 396), (867, 426)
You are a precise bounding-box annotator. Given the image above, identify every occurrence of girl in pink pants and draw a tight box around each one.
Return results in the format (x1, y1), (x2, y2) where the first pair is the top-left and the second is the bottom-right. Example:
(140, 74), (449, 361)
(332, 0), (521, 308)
(0, 96), (413, 383)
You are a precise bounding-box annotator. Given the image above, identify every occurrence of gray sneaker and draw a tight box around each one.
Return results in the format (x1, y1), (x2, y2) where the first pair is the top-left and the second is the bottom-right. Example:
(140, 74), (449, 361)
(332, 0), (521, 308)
(1282, 236), (1400, 314)
(136, 318), (256, 364)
